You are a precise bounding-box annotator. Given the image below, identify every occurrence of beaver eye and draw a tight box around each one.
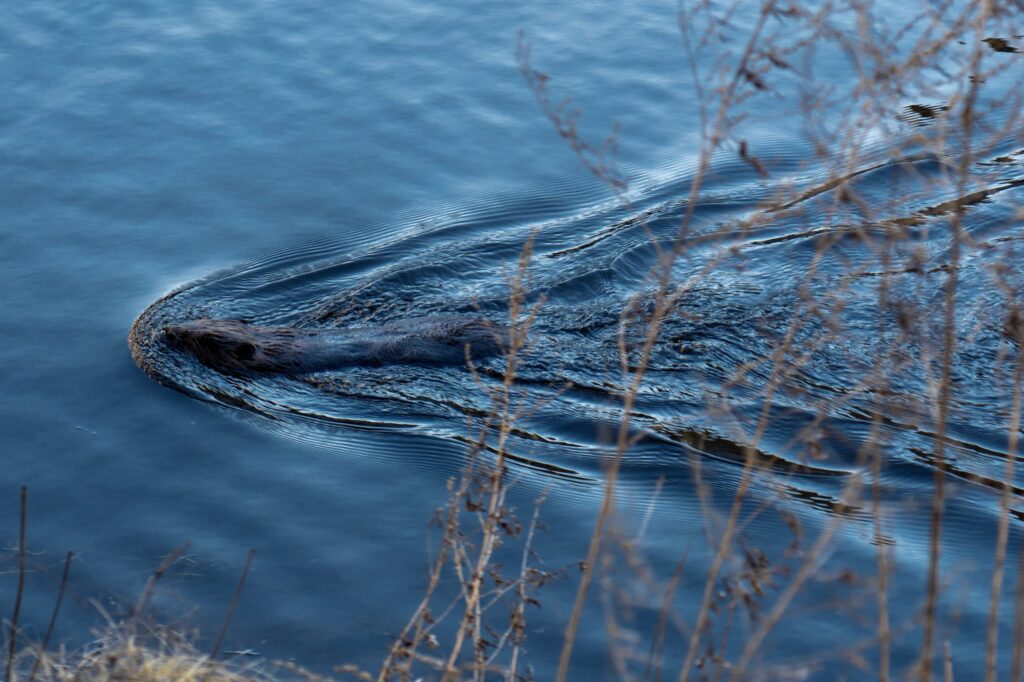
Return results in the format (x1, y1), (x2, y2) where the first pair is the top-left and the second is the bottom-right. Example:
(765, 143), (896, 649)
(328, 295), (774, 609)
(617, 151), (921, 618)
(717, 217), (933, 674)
(233, 342), (256, 361)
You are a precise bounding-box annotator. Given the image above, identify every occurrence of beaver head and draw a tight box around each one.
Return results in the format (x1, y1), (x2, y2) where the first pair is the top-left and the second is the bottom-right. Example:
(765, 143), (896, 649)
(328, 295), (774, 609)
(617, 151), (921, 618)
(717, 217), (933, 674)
(162, 318), (303, 374)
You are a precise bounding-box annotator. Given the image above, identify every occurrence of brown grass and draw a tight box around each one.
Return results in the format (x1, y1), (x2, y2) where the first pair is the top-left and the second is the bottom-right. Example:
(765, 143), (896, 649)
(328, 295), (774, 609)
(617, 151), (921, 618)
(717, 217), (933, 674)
(510, 2), (1023, 680)
(22, 627), (271, 682)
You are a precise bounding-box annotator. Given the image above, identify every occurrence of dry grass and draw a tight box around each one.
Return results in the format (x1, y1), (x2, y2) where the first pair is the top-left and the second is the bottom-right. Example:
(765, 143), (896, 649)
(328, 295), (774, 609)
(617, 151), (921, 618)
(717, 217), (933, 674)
(21, 627), (271, 682)
(390, 2), (1024, 680)
(3, 495), (274, 682)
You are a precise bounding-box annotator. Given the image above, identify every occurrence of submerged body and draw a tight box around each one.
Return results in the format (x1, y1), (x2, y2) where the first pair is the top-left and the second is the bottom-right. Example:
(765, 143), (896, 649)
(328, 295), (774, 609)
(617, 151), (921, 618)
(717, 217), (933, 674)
(162, 316), (510, 374)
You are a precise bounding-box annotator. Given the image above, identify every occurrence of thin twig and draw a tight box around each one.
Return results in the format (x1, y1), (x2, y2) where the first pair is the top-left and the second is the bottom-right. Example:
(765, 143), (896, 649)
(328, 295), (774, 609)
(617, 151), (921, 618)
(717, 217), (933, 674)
(211, 548), (255, 659)
(986, 349), (1024, 680)
(133, 541), (191, 618)
(28, 550), (74, 682)
(922, 19), (988, 679)
(5, 486), (27, 682)
(549, 5), (778, 678)
(442, 237), (536, 681)
(1012, 530), (1024, 682)
(506, 495), (546, 682)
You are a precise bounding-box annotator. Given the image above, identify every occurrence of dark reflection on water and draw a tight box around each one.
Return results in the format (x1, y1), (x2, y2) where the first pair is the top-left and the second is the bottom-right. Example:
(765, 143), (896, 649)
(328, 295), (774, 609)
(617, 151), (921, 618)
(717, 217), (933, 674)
(4, 0), (1024, 678)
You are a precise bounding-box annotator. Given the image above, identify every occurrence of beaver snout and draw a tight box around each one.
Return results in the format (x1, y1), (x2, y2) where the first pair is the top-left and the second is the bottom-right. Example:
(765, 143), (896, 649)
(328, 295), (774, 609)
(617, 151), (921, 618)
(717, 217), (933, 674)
(162, 325), (193, 350)
(159, 319), (279, 373)
(162, 323), (211, 350)
(162, 320), (235, 346)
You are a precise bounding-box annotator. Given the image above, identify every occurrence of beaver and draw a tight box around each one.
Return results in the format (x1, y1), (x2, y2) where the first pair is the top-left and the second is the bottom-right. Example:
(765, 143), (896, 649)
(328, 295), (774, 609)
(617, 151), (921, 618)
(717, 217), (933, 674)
(161, 316), (510, 375)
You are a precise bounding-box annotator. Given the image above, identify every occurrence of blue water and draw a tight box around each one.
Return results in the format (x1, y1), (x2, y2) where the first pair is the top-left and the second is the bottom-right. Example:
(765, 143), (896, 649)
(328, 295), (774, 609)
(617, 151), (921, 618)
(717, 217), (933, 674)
(4, 1), (1024, 680)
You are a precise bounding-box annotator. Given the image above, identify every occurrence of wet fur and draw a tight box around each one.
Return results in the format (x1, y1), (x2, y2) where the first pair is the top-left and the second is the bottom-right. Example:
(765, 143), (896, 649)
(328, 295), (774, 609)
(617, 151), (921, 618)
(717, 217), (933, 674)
(162, 317), (509, 374)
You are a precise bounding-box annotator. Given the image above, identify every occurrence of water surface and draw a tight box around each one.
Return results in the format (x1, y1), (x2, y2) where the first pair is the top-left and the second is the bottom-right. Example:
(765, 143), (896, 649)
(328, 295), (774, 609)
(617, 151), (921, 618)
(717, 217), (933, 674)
(3, 1), (1024, 679)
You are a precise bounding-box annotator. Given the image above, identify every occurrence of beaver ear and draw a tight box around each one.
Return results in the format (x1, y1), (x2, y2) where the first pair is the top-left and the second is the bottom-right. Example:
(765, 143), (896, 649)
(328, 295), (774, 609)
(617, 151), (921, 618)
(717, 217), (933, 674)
(234, 342), (256, 361)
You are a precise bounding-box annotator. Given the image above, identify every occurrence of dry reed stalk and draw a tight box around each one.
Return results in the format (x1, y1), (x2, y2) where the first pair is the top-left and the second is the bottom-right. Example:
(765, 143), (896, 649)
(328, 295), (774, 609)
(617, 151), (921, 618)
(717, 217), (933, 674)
(643, 554), (687, 682)
(871, 409), (892, 682)
(1013, 531), (1024, 682)
(375, 238), (548, 681)
(985, 345), (1024, 679)
(678, 239), (832, 682)
(985, 244), (1024, 680)
(27, 550), (74, 682)
(5, 486), (27, 682)
(922, 14), (990, 677)
(599, 554), (637, 682)
(516, 34), (626, 196)
(726, 316), (908, 678)
(539, 4), (784, 678)
(211, 549), (255, 659)
(368, 2), (1024, 679)
(133, 541), (191, 618)
(440, 238), (537, 681)
(872, 260), (896, 682)
(729, 493), (848, 680)
(503, 494), (545, 682)
(375, 428), (488, 681)
(378, 301), (554, 680)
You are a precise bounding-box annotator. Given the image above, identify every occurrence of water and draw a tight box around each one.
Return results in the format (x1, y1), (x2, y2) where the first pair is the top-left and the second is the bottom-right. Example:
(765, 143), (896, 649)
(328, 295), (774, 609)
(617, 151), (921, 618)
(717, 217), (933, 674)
(3, 1), (1024, 679)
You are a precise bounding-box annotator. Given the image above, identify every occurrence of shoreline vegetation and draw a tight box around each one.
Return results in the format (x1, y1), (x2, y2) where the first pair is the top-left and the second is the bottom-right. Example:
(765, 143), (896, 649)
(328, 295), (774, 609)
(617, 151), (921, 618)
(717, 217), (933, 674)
(8, 1), (1024, 680)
